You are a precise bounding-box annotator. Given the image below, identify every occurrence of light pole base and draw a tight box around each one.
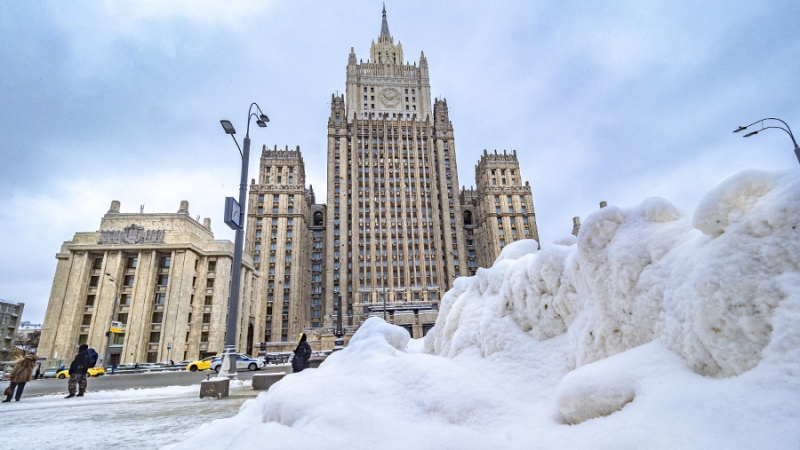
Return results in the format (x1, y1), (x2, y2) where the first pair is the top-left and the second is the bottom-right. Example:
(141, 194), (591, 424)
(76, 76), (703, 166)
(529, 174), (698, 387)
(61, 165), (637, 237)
(218, 345), (238, 380)
(332, 333), (345, 352)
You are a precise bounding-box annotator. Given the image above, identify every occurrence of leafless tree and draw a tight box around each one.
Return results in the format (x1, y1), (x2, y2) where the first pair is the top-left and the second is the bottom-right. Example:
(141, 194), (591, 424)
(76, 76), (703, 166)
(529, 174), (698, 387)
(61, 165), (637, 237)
(13, 330), (40, 357)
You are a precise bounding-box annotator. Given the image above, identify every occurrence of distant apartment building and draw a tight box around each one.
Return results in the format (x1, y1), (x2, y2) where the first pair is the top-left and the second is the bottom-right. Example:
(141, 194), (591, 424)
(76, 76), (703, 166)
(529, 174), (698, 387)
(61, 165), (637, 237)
(17, 321), (42, 340)
(0, 300), (24, 361)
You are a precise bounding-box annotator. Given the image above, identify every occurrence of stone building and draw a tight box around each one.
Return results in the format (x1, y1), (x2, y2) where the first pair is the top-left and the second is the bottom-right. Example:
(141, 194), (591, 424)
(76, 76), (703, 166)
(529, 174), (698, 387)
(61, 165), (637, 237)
(245, 146), (316, 348)
(244, 7), (540, 350)
(463, 149), (540, 270)
(39, 201), (259, 366)
(0, 300), (24, 361)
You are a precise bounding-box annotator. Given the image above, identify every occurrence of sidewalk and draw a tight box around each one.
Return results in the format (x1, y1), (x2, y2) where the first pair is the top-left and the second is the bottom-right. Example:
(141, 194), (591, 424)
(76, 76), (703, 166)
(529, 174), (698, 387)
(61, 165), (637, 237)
(0, 380), (258, 450)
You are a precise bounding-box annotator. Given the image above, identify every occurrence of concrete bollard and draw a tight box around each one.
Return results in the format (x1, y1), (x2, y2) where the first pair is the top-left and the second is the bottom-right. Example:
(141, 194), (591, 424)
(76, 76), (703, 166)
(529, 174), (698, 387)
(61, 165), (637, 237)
(200, 378), (230, 399)
(252, 372), (286, 390)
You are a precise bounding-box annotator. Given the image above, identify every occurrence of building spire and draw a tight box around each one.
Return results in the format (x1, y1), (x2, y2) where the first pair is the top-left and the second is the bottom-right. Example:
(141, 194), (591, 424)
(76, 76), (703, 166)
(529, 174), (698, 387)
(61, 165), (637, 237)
(380, 3), (390, 38)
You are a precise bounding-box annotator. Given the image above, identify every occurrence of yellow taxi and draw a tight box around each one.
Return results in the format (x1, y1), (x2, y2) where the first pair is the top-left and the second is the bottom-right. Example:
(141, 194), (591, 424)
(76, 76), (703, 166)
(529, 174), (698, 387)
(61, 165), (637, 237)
(56, 367), (105, 379)
(185, 355), (218, 372)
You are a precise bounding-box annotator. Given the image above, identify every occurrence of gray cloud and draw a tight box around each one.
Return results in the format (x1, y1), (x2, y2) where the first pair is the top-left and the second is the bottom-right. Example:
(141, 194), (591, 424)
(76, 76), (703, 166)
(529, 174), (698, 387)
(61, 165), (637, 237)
(1, 0), (798, 323)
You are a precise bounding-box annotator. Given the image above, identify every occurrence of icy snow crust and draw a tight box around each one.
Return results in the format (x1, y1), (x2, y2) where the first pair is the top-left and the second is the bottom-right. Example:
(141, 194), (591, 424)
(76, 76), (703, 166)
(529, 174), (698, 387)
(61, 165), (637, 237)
(168, 170), (800, 449)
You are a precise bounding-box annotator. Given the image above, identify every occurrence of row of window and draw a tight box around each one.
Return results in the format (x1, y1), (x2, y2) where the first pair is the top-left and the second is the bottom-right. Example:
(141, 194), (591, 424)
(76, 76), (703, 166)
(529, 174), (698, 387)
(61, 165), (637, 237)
(362, 87), (416, 95)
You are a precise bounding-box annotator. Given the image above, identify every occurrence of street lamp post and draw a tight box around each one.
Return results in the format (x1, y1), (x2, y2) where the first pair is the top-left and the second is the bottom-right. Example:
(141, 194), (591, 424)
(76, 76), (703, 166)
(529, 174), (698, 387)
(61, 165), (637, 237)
(734, 117), (799, 165)
(219, 103), (269, 379)
(103, 273), (120, 371)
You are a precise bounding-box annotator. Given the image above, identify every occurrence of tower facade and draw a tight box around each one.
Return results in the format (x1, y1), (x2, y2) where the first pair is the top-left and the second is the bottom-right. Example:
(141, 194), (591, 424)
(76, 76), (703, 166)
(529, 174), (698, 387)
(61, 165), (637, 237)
(245, 8), (540, 350)
(466, 150), (541, 269)
(245, 146), (316, 345)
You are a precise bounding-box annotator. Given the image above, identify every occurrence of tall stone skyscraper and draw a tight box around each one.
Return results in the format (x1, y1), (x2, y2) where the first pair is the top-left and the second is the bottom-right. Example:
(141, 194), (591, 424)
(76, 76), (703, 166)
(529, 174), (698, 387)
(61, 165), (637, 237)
(246, 7), (539, 350)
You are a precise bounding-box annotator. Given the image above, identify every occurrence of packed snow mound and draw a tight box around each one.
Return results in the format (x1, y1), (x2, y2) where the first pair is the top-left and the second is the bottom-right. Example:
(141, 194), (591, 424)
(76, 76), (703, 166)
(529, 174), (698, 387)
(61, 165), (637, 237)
(170, 170), (800, 449)
(495, 239), (539, 261)
(427, 170), (800, 377)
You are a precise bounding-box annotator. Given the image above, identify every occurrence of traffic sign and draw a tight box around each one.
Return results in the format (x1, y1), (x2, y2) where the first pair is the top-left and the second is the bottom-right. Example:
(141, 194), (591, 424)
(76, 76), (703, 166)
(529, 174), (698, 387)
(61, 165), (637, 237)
(224, 197), (242, 230)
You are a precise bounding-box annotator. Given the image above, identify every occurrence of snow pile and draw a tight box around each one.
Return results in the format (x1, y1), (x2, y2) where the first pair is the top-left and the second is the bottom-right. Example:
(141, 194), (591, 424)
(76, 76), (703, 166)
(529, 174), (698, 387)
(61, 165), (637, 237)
(428, 170), (800, 379)
(167, 170), (800, 449)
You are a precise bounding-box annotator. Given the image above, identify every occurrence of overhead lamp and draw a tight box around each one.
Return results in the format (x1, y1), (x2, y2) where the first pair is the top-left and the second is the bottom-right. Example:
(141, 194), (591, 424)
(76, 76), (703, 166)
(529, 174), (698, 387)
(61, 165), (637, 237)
(220, 120), (236, 135)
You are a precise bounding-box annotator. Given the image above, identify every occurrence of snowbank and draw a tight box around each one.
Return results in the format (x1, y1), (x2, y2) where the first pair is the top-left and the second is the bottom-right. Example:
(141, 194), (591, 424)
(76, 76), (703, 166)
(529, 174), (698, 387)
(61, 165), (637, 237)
(428, 170), (800, 378)
(168, 170), (800, 449)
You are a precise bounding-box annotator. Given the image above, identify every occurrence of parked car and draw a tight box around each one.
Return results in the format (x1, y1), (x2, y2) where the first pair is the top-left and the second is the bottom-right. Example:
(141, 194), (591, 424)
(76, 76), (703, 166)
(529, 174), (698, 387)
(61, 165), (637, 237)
(185, 356), (219, 372)
(210, 354), (265, 373)
(56, 367), (105, 378)
(42, 368), (59, 379)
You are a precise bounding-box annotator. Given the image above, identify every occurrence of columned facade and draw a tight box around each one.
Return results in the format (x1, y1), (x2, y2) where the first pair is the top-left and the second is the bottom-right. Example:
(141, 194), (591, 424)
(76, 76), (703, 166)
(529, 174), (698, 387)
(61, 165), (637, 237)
(39, 201), (258, 366)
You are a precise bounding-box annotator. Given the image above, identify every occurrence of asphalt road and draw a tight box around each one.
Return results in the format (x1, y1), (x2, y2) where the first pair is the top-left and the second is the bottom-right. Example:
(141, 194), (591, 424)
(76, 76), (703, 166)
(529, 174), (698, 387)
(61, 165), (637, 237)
(4, 364), (292, 397)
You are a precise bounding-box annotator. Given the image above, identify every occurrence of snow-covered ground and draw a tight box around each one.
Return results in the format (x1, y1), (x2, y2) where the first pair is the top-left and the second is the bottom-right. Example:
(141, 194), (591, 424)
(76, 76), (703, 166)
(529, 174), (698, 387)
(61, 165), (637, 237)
(164, 169), (800, 449)
(0, 381), (255, 449)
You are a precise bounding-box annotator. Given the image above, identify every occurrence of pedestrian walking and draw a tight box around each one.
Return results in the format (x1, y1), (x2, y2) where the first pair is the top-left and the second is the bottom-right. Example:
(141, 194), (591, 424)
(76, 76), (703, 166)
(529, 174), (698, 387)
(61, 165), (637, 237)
(3, 354), (38, 402)
(65, 344), (91, 399)
(291, 333), (312, 373)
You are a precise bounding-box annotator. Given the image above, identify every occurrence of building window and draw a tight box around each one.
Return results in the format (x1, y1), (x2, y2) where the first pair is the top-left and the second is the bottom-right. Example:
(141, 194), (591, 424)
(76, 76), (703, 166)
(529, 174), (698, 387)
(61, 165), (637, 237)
(205, 296), (213, 306)
(202, 313), (211, 324)
(89, 276), (99, 287)
(124, 275), (135, 286)
(157, 274), (169, 286)
(159, 256), (171, 268)
(206, 279), (214, 288)
(152, 312), (163, 324)
(126, 257), (138, 269)
(85, 295), (95, 307)
(200, 332), (209, 343)
(208, 261), (216, 271)
(154, 293), (166, 305)
(120, 294), (131, 305)
(149, 332), (161, 344)
(82, 314), (92, 326)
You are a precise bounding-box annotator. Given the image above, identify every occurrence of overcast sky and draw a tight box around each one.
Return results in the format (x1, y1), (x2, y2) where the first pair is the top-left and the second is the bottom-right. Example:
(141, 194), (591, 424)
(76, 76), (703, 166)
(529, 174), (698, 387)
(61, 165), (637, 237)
(1, 0), (798, 324)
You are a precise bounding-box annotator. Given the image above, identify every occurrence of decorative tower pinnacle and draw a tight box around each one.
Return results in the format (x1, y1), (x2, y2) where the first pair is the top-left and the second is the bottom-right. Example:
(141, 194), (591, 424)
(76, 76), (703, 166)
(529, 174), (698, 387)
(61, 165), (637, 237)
(371, 5), (403, 64)
(380, 3), (390, 39)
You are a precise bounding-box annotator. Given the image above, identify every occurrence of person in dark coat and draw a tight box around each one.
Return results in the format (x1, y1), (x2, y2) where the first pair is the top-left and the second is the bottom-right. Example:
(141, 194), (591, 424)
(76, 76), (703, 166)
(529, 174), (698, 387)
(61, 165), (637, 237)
(65, 344), (91, 399)
(292, 333), (312, 373)
(3, 354), (37, 402)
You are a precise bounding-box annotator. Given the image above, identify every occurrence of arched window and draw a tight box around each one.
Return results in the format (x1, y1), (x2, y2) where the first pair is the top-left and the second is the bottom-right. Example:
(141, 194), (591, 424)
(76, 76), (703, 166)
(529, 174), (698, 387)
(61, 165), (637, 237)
(463, 211), (473, 226)
(313, 212), (324, 226)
